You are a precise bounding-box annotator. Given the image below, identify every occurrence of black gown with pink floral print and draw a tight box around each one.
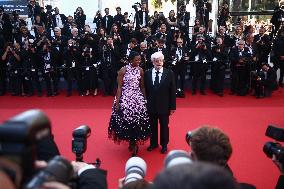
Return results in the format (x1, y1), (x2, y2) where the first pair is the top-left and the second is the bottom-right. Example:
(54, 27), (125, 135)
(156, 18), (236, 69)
(108, 64), (151, 144)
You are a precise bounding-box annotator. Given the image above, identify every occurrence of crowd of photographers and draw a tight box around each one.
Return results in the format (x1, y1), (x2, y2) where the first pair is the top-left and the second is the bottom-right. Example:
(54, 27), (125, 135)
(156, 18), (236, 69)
(0, 109), (283, 189)
(0, 1), (282, 98)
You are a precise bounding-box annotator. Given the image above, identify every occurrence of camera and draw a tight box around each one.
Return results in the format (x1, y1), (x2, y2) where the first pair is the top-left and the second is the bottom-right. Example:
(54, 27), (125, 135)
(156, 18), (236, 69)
(25, 156), (74, 189)
(185, 131), (193, 145)
(132, 2), (141, 12)
(45, 5), (55, 12)
(124, 157), (147, 185)
(263, 125), (284, 163)
(164, 150), (192, 168)
(0, 109), (51, 180)
(72, 125), (91, 162)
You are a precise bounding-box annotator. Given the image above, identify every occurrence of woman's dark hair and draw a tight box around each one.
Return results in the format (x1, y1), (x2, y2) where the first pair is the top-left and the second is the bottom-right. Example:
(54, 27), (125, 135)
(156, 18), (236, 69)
(128, 51), (140, 61)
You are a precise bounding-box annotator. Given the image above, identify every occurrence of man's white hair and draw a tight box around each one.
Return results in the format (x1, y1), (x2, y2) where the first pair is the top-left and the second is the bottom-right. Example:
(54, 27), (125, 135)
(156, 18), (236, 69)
(54, 27), (61, 32)
(151, 51), (164, 62)
(71, 28), (78, 33)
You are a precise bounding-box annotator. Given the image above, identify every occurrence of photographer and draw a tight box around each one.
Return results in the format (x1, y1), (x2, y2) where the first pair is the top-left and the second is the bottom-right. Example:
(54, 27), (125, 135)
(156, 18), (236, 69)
(74, 7), (86, 31)
(186, 126), (256, 189)
(271, 1), (284, 37)
(210, 37), (229, 97)
(217, 1), (230, 29)
(195, 0), (211, 32)
(229, 40), (251, 96)
(80, 25), (97, 49)
(16, 26), (35, 49)
(254, 63), (277, 98)
(63, 16), (74, 38)
(113, 7), (124, 31)
(102, 8), (113, 35)
(21, 40), (43, 97)
(272, 27), (284, 87)
(93, 11), (103, 31)
(253, 26), (271, 69)
(52, 7), (67, 30)
(81, 45), (99, 96)
(1, 42), (22, 96)
(101, 36), (120, 96)
(35, 25), (51, 49)
(10, 11), (26, 42)
(134, 2), (148, 30)
(177, 5), (190, 37)
(32, 15), (46, 38)
(0, 6), (13, 43)
(64, 40), (82, 96)
(110, 24), (122, 46)
(27, 0), (41, 22)
(170, 38), (189, 98)
(40, 41), (58, 96)
(190, 34), (211, 95)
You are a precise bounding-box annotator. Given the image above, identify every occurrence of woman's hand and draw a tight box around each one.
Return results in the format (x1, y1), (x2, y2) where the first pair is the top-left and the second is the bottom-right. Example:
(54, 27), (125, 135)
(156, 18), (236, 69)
(115, 103), (120, 112)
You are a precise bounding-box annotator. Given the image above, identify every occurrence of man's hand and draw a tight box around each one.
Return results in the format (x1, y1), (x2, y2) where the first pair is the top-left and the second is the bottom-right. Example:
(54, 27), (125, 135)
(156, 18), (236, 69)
(71, 161), (89, 173)
(170, 110), (175, 115)
(42, 181), (71, 189)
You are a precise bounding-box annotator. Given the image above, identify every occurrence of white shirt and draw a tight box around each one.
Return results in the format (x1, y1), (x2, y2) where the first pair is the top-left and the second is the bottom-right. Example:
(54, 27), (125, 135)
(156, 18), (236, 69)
(152, 67), (163, 85)
(56, 14), (63, 28)
(142, 11), (146, 27)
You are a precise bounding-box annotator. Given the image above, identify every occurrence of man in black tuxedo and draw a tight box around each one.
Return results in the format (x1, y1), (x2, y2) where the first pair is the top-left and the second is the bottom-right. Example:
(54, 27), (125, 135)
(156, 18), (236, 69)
(102, 8), (113, 35)
(52, 7), (67, 30)
(144, 51), (176, 154)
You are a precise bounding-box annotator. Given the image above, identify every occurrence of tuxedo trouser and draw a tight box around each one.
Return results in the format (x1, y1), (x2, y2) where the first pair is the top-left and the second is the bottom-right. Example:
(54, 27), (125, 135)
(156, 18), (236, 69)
(149, 113), (169, 147)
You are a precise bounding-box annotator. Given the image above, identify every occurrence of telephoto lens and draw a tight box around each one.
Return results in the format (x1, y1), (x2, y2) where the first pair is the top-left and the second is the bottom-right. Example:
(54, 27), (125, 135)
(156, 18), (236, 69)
(124, 157), (147, 185)
(164, 150), (192, 168)
(25, 156), (74, 189)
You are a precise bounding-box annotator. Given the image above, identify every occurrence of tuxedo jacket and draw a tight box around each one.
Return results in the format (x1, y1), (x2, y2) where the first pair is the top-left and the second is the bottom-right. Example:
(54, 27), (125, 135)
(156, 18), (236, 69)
(144, 68), (176, 115)
(52, 14), (67, 28)
(102, 15), (113, 34)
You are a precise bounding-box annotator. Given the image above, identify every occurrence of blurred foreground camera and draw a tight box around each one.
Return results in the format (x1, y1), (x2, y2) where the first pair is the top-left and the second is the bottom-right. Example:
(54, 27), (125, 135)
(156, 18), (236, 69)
(164, 150), (192, 168)
(0, 109), (51, 179)
(25, 156), (74, 189)
(263, 125), (284, 163)
(124, 157), (147, 185)
(72, 125), (91, 162)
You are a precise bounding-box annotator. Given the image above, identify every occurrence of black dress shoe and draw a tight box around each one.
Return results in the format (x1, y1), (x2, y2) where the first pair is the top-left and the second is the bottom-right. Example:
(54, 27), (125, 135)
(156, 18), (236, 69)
(160, 146), (168, 154)
(132, 145), (138, 157)
(147, 145), (158, 151)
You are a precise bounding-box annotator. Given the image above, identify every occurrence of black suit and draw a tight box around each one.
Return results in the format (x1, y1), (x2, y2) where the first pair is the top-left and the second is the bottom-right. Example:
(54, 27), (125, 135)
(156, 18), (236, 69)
(52, 14), (67, 28)
(102, 15), (113, 35)
(144, 68), (176, 147)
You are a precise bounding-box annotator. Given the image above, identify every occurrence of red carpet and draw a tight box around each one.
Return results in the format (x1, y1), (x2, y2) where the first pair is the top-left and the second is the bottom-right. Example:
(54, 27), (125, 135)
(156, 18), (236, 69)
(1, 89), (284, 189)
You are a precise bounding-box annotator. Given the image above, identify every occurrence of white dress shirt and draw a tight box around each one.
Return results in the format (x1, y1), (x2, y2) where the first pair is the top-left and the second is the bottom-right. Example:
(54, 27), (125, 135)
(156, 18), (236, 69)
(152, 67), (163, 85)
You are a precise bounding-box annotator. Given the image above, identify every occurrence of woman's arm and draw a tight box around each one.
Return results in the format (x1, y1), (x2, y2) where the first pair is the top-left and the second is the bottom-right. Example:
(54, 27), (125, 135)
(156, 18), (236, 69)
(115, 67), (126, 111)
(139, 68), (146, 98)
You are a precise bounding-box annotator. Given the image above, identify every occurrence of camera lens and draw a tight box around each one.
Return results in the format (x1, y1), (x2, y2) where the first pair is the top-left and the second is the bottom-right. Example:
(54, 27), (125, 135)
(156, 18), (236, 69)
(124, 157), (147, 185)
(164, 150), (192, 168)
(25, 156), (73, 189)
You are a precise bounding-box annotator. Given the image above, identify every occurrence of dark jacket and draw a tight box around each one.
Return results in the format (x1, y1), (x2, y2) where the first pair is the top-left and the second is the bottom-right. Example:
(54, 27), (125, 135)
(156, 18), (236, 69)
(144, 68), (176, 114)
